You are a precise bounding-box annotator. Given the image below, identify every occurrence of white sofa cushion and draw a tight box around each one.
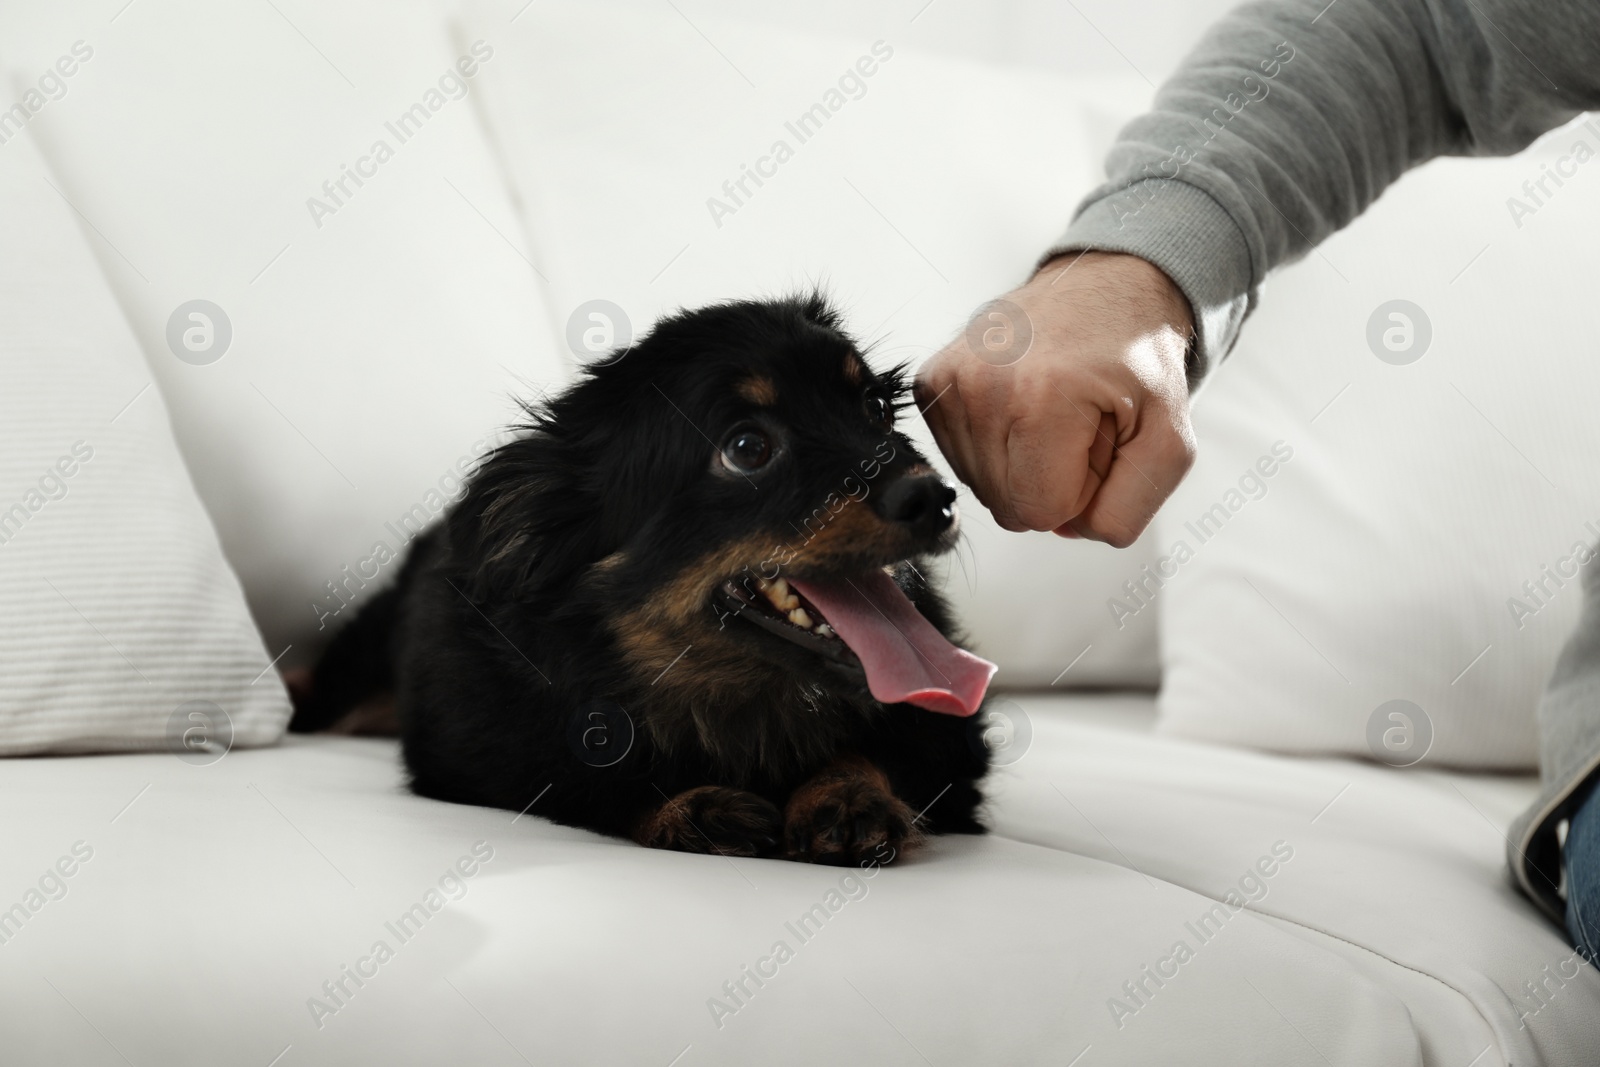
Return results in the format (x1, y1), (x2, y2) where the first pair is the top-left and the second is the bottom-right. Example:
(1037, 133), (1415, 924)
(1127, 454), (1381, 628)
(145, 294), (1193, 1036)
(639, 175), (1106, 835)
(1154, 119), (1600, 769)
(0, 0), (566, 665)
(461, 0), (1162, 687)
(0, 127), (289, 754)
(0, 694), (1587, 1065)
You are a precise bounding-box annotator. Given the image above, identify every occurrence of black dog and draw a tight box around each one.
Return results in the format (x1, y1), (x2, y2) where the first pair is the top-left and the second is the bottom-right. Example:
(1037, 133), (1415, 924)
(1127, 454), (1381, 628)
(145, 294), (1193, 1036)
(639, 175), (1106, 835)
(291, 295), (996, 865)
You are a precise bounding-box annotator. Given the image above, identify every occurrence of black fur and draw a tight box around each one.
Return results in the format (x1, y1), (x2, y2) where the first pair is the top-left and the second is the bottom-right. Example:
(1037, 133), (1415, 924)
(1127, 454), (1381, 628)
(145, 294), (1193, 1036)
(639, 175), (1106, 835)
(293, 296), (991, 864)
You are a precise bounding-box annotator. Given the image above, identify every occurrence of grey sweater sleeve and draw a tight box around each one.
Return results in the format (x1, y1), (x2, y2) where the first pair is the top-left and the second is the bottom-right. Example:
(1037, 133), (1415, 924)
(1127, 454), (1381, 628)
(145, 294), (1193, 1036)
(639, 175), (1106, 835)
(1051, 0), (1600, 381)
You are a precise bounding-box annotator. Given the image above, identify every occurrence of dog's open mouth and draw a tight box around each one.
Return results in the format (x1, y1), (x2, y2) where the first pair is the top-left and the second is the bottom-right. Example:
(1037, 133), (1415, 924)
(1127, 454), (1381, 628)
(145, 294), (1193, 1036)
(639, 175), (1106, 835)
(717, 569), (995, 717)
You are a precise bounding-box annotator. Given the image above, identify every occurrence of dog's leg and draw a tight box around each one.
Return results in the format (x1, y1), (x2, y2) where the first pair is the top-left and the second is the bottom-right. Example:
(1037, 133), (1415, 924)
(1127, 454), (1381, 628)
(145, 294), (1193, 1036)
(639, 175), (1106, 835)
(783, 755), (924, 866)
(634, 786), (782, 857)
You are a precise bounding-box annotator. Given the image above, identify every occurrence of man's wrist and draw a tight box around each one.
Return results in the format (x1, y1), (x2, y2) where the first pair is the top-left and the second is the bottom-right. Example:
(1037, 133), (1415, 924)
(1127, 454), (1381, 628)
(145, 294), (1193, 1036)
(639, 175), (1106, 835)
(1049, 180), (1254, 384)
(1033, 251), (1194, 334)
(1030, 251), (1197, 384)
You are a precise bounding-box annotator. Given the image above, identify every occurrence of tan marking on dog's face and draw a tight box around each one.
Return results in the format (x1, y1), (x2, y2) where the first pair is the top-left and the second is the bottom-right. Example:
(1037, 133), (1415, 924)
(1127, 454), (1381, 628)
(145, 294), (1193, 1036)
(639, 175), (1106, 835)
(778, 491), (919, 573)
(608, 487), (924, 688)
(791, 499), (895, 561)
(607, 528), (899, 776)
(609, 463), (944, 666)
(609, 535), (783, 692)
(614, 536), (774, 634)
(737, 376), (778, 406)
(843, 355), (864, 385)
(607, 537), (803, 764)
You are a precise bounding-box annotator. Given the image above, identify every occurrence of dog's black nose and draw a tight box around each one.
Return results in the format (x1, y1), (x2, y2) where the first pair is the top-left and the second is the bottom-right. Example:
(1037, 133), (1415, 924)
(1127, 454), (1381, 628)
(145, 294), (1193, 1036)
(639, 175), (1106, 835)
(876, 474), (957, 537)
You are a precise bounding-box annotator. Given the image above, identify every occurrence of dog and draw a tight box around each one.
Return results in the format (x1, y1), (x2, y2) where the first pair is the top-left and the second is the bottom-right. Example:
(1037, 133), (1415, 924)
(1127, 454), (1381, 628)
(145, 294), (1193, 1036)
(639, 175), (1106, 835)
(290, 295), (997, 865)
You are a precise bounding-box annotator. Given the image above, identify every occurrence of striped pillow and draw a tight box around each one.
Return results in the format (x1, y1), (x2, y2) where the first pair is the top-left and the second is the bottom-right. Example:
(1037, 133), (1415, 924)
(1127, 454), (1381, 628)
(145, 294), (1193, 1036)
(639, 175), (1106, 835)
(0, 129), (289, 756)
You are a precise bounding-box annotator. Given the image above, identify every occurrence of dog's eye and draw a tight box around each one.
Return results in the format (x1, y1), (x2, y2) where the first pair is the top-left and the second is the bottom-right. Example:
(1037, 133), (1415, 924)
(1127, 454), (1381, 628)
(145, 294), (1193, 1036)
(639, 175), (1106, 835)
(721, 428), (772, 472)
(864, 394), (892, 430)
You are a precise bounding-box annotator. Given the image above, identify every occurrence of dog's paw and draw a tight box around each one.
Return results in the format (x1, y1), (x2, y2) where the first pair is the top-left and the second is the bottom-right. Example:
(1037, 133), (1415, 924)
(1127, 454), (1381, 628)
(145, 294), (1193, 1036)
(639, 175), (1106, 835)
(635, 785), (782, 857)
(783, 760), (924, 866)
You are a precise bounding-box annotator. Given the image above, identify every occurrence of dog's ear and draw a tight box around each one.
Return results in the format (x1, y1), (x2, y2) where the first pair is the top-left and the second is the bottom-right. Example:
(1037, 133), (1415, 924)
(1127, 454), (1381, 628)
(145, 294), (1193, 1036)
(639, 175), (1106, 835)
(446, 431), (597, 601)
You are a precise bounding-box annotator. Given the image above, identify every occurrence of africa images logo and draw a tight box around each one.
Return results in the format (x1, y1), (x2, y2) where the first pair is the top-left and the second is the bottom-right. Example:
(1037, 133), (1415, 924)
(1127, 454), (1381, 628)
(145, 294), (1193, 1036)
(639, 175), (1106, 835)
(166, 300), (233, 365)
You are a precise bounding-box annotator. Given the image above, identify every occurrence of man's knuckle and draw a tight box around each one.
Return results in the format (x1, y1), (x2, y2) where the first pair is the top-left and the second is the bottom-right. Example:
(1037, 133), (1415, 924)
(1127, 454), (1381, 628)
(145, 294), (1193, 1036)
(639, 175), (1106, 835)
(1098, 514), (1146, 549)
(1148, 431), (1196, 479)
(1009, 490), (1070, 533)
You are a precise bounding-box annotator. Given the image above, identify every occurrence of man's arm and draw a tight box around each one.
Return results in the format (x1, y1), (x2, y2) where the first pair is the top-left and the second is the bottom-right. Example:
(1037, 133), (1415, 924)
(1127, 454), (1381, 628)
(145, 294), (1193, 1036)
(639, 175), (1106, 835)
(919, 0), (1600, 543)
(1057, 0), (1600, 379)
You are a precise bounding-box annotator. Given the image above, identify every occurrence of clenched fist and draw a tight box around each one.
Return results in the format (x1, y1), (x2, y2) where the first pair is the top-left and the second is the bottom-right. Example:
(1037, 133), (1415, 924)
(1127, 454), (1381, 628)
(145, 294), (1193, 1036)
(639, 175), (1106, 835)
(915, 251), (1197, 547)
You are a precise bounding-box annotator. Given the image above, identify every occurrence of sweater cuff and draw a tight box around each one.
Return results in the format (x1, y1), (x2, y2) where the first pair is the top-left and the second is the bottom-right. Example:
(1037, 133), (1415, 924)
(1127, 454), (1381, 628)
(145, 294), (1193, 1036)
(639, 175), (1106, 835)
(1044, 179), (1254, 387)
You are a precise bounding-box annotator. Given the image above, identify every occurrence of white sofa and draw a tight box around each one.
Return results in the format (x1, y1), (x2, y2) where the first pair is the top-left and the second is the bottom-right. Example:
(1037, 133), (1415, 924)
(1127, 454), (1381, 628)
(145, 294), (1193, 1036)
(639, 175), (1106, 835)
(3, 2), (1598, 1064)
(4, 694), (1593, 1066)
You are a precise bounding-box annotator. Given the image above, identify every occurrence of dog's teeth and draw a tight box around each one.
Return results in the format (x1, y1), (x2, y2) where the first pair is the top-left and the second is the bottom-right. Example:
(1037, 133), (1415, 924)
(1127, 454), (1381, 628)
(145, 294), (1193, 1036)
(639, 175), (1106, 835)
(788, 608), (812, 629)
(760, 577), (803, 613)
(816, 623), (834, 638)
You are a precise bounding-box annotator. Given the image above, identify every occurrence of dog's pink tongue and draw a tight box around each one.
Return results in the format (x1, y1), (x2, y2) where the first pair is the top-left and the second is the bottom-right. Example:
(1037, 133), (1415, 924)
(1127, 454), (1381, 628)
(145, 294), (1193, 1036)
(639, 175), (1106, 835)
(788, 571), (996, 716)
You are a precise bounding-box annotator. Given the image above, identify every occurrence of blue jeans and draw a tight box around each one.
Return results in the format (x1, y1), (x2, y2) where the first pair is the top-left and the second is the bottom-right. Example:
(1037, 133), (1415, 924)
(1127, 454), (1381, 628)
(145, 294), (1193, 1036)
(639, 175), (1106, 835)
(1566, 778), (1600, 958)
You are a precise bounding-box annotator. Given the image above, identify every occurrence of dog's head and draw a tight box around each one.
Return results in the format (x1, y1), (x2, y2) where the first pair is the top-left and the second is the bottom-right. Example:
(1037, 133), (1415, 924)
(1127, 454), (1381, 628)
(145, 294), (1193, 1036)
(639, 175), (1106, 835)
(449, 295), (994, 725)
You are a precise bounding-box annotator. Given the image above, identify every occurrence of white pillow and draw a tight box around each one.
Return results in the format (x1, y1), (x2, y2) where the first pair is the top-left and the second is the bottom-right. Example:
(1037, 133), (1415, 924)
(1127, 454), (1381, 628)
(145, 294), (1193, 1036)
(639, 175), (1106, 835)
(1155, 117), (1600, 769)
(1, 1), (565, 664)
(461, 0), (1161, 686)
(0, 128), (289, 755)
